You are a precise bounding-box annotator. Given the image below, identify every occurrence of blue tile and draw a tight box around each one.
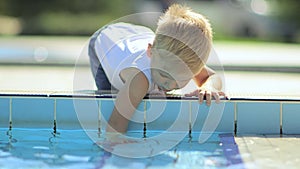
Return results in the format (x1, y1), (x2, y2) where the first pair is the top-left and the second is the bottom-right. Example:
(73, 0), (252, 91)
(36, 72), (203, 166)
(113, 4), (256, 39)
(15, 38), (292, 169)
(100, 99), (114, 130)
(190, 132), (222, 143)
(128, 101), (144, 132)
(12, 98), (54, 128)
(218, 102), (235, 132)
(145, 100), (169, 124)
(237, 102), (280, 134)
(146, 100), (189, 133)
(72, 98), (99, 130)
(56, 98), (99, 129)
(191, 101), (209, 131)
(100, 99), (144, 133)
(192, 101), (234, 133)
(282, 103), (300, 134)
(176, 141), (221, 152)
(56, 99), (80, 129)
(0, 98), (10, 128)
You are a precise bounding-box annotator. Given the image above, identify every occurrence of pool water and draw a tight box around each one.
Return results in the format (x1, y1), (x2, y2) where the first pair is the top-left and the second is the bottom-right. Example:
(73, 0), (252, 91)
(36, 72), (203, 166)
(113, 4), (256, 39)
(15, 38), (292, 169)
(0, 128), (243, 169)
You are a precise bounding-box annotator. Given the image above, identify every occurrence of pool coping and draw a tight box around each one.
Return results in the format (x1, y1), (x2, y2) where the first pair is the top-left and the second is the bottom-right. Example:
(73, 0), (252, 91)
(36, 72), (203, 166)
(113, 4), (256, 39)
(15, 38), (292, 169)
(0, 90), (299, 102)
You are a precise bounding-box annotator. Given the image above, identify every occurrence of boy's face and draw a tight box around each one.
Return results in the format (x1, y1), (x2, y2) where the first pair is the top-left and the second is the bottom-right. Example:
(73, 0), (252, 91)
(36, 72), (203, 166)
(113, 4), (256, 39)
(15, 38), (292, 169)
(149, 48), (193, 92)
(151, 67), (190, 92)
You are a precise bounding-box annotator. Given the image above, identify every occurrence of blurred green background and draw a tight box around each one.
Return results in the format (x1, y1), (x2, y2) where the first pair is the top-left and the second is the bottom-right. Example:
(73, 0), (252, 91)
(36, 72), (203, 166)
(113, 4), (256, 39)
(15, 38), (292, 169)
(0, 0), (299, 42)
(0, 0), (132, 35)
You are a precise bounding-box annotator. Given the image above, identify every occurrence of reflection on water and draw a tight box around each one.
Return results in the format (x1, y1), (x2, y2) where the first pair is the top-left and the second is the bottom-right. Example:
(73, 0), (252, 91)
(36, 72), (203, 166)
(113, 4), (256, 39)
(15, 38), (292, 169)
(0, 129), (103, 169)
(0, 128), (242, 169)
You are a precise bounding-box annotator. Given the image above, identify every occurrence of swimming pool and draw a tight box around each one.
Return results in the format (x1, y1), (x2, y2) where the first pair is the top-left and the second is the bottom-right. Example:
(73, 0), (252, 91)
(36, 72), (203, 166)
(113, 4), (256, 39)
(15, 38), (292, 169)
(0, 129), (242, 169)
(0, 91), (300, 168)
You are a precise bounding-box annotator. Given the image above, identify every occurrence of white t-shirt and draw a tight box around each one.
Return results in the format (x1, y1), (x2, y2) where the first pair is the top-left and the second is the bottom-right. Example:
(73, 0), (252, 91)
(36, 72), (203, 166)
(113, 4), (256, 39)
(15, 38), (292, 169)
(93, 22), (156, 92)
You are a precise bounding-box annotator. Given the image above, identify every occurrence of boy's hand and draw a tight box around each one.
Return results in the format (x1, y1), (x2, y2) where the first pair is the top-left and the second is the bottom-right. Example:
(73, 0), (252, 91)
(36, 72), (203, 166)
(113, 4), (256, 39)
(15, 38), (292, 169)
(97, 132), (137, 151)
(185, 89), (225, 106)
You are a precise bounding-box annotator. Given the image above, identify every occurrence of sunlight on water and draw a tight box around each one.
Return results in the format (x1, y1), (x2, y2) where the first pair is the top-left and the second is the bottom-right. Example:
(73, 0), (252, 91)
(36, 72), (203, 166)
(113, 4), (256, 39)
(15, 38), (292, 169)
(0, 128), (242, 169)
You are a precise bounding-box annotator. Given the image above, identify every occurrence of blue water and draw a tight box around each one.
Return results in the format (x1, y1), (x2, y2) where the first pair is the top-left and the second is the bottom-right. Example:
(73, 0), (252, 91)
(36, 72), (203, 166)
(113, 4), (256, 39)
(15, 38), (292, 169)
(0, 128), (243, 169)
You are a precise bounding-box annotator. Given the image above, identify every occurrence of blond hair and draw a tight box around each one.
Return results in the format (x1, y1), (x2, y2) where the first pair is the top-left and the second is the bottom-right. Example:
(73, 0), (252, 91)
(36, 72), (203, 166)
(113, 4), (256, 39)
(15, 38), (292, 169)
(153, 4), (213, 75)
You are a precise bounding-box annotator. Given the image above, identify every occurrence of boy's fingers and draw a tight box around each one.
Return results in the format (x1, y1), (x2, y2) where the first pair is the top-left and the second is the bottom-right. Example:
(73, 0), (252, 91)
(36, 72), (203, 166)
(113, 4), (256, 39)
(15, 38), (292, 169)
(199, 90), (205, 104)
(219, 92), (227, 98)
(186, 90), (226, 104)
(206, 91), (212, 106)
(213, 92), (220, 104)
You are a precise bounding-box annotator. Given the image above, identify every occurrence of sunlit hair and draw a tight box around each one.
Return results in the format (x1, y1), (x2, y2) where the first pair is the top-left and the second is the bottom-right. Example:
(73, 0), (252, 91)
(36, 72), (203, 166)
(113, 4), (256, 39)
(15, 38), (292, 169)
(153, 4), (213, 75)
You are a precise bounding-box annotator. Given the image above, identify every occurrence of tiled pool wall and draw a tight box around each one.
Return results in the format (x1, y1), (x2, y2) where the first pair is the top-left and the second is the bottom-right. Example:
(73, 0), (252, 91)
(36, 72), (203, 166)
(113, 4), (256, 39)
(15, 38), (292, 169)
(0, 93), (300, 135)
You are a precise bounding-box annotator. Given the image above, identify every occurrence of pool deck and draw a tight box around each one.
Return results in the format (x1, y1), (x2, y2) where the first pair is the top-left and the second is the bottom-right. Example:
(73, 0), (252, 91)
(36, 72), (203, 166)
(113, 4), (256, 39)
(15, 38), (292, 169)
(236, 135), (300, 169)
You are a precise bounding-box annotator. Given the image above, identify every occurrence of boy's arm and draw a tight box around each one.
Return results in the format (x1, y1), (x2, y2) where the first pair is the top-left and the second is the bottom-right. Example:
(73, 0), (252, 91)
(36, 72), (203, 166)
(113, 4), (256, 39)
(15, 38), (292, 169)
(188, 66), (224, 105)
(106, 68), (149, 133)
(193, 66), (222, 91)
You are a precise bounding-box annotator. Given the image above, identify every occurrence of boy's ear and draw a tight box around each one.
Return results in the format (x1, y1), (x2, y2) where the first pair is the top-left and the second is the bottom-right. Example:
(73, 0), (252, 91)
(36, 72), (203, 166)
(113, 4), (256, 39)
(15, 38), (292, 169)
(147, 43), (152, 58)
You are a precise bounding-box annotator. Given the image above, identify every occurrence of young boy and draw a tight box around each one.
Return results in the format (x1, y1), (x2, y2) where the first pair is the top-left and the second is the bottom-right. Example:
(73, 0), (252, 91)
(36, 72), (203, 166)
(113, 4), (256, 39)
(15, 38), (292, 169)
(88, 4), (224, 135)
